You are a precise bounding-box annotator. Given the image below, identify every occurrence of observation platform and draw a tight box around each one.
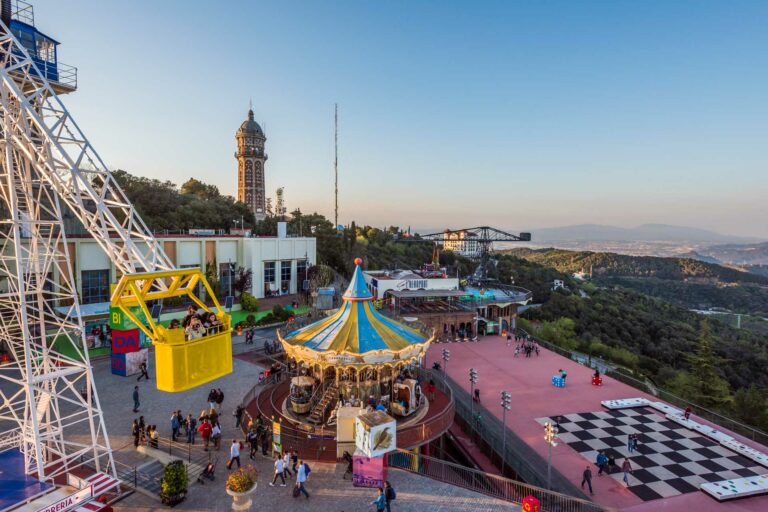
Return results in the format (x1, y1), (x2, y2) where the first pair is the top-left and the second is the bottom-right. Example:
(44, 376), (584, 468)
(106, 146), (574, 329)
(0, 448), (53, 512)
(6, 1), (78, 94)
(425, 337), (768, 511)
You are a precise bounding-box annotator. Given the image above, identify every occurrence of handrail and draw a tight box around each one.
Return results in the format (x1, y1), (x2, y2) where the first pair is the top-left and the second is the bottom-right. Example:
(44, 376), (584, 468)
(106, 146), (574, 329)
(388, 449), (613, 512)
(433, 368), (588, 498)
(0, 429), (21, 450)
(514, 327), (768, 446)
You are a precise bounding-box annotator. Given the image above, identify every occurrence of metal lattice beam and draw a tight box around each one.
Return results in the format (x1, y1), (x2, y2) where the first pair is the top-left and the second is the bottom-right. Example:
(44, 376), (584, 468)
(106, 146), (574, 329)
(0, 15), (176, 481)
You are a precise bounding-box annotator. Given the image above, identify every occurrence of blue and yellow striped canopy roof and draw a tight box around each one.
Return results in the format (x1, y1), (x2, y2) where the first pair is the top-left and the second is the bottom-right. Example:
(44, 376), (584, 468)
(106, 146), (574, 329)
(283, 261), (427, 354)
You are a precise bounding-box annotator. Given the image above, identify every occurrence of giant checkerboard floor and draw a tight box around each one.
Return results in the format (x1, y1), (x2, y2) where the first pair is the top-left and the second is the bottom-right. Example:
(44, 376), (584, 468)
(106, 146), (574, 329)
(536, 408), (765, 501)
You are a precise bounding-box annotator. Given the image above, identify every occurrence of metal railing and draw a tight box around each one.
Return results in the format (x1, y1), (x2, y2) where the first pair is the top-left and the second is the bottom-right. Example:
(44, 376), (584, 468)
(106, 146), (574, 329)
(0, 428), (21, 450)
(12, 0), (34, 26)
(514, 328), (768, 447)
(388, 449), (612, 512)
(432, 369), (589, 498)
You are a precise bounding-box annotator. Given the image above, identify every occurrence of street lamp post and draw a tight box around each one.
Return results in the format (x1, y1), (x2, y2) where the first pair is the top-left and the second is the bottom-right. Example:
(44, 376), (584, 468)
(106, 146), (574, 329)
(441, 348), (450, 375)
(544, 421), (559, 490)
(500, 390), (511, 475)
(469, 367), (478, 425)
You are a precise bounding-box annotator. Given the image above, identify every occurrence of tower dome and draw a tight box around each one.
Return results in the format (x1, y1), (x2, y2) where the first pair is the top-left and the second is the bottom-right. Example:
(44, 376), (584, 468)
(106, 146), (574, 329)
(238, 109), (264, 138)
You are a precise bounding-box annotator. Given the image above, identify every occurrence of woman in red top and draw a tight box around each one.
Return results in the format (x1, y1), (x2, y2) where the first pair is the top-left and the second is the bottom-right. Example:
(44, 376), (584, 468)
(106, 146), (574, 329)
(197, 419), (213, 451)
(426, 380), (436, 401)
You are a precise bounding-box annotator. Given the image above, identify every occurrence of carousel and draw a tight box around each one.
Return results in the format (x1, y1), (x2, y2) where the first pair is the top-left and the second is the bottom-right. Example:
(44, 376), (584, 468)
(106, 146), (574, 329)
(278, 258), (435, 426)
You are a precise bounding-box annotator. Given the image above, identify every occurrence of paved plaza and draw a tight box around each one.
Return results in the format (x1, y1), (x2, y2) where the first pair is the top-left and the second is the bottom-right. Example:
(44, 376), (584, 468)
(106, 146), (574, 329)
(81, 339), (516, 512)
(425, 336), (768, 512)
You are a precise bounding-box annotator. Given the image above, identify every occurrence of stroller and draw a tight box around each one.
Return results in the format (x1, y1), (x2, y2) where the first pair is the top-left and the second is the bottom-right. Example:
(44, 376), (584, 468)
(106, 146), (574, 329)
(197, 459), (216, 484)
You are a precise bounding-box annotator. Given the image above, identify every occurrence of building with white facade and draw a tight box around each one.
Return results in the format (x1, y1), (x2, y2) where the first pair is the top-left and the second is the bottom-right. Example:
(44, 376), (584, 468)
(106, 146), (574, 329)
(442, 229), (479, 257)
(363, 269), (459, 300)
(11, 234), (316, 306)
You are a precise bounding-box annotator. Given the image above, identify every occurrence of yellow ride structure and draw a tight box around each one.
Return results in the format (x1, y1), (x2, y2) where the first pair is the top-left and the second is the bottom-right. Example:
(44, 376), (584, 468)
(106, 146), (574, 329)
(110, 268), (233, 392)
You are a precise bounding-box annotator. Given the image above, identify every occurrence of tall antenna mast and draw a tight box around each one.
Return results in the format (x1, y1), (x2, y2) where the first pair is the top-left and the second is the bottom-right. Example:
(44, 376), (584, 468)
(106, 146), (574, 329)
(334, 103), (339, 228)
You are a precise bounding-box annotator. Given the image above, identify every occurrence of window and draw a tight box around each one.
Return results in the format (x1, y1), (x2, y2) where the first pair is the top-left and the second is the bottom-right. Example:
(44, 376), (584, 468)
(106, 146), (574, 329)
(36, 39), (55, 63)
(264, 262), (275, 296)
(220, 263), (235, 298)
(297, 259), (308, 289)
(281, 261), (292, 293)
(81, 269), (110, 304)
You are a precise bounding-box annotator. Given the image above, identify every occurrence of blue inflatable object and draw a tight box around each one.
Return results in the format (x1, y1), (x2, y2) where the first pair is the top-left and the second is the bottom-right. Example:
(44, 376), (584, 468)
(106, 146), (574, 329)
(552, 375), (566, 388)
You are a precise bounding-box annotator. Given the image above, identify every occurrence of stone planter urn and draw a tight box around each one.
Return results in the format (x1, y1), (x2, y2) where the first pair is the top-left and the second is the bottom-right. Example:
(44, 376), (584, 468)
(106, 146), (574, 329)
(226, 482), (257, 511)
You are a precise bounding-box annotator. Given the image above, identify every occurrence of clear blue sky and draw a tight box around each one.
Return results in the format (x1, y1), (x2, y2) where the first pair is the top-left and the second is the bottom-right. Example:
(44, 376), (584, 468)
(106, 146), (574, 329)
(36, 0), (768, 237)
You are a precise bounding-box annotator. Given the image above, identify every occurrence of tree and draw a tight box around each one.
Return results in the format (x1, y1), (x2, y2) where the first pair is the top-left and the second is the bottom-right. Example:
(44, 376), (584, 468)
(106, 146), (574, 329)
(233, 267), (253, 297)
(688, 322), (731, 408)
(181, 178), (220, 200)
(731, 386), (767, 430)
(205, 258), (220, 300)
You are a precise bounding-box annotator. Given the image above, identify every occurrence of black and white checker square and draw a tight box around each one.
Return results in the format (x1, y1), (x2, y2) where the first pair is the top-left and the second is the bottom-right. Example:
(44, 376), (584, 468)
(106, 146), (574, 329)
(536, 408), (765, 501)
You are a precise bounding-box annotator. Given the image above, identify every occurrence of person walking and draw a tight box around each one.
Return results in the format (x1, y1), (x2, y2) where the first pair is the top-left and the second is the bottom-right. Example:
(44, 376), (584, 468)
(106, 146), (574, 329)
(384, 481), (396, 512)
(215, 388), (225, 409)
(187, 414), (197, 444)
(170, 412), (180, 442)
(373, 487), (387, 511)
(581, 465), (593, 495)
(270, 454), (286, 487)
(596, 451), (608, 476)
(261, 430), (270, 456)
(227, 439), (241, 470)
(291, 449), (299, 474)
(247, 429), (259, 459)
(342, 451), (353, 480)
(632, 434), (639, 453)
(295, 459), (310, 499)
(208, 389), (217, 410)
(234, 404), (244, 429)
(137, 361), (150, 381)
(627, 434), (634, 453)
(283, 451), (293, 479)
(622, 459), (633, 486)
(684, 406), (692, 421)
(132, 419), (140, 448)
(132, 386), (140, 412)
(197, 418), (212, 451)
(212, 422), (222, 450)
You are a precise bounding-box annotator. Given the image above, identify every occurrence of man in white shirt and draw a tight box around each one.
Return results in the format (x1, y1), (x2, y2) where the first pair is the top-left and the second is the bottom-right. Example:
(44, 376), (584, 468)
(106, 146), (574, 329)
(269, 454), (286, 486)
(211, 423), (222, 450)
(227, 439), (241, 470)
(283, 451), (292, 479)
(296, 459), (310, 499)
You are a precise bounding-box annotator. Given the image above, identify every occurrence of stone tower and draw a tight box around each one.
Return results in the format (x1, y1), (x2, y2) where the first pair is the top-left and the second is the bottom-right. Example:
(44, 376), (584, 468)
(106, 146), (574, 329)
(236, 109), (267, 221)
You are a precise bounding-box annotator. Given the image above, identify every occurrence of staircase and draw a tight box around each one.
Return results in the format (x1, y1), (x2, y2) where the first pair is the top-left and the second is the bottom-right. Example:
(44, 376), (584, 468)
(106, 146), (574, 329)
(308, 383), (338, 424)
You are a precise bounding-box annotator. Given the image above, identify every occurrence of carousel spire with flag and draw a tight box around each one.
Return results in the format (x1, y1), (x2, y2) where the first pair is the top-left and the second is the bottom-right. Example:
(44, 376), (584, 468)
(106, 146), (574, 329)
(278, 258), (433, 367)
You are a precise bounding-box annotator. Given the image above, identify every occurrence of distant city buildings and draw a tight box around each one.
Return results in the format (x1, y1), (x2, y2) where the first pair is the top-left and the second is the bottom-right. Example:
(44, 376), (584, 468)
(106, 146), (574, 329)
(236, 109), (268, 221)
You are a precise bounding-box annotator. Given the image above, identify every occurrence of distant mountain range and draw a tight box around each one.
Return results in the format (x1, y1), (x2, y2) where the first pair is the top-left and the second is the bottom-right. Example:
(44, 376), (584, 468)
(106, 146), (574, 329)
(530, 224), (763, 244)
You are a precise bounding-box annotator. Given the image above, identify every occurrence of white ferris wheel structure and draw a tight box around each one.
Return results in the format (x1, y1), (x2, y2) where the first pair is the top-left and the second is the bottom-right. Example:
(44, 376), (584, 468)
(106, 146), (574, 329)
(0, 4), (173, 483)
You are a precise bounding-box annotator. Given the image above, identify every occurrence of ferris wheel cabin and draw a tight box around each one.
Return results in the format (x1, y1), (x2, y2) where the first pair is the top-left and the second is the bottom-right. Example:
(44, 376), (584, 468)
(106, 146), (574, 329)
(2, 0), (77, 94)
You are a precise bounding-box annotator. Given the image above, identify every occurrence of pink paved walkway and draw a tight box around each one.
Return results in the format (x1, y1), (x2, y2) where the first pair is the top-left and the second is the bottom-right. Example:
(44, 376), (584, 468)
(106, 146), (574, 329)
(426, 336), (768, 512)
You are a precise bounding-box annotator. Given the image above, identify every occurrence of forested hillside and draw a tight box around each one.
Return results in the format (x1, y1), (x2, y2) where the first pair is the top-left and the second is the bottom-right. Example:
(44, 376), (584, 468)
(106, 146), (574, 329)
(497, 253), (768, 430)
(599, 277), (768, 317)
(503, 248), (768, 284)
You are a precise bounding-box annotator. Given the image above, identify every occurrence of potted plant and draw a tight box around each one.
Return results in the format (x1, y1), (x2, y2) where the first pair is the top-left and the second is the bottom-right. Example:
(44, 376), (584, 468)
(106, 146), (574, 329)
(226, 465), (258, 511)
(160, 460), (188, 507)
